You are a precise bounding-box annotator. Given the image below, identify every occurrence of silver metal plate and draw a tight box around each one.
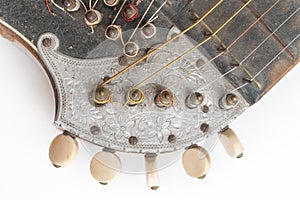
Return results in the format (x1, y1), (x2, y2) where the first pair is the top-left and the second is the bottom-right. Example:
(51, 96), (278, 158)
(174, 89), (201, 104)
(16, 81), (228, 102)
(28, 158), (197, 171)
(37, 28), (249, 153)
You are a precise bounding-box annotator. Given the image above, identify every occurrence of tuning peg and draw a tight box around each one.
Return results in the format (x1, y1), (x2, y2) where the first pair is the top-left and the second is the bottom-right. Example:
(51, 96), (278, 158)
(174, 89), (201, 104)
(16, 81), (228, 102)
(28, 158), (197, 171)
(49, 132), (78, 168)
(182, 145), (211, 179)
(90, 150), (122, 185)
(144, 153), (159, 190)
(219, 127), (244, 158)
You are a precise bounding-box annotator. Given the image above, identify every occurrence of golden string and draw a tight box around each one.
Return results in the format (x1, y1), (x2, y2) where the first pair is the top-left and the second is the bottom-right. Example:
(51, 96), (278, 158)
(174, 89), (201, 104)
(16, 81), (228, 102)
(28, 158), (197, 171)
(132, 0), (253, 89)
(99, 0), (224, 87)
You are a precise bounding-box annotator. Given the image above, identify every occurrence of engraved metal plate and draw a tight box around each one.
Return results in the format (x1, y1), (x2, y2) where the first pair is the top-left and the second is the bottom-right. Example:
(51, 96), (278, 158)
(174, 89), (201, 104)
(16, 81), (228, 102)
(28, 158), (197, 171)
(37, 28), (249, 153)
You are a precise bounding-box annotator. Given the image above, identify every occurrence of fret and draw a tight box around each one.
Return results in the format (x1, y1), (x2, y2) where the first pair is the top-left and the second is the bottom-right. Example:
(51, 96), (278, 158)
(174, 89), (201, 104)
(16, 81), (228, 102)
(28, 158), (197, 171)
(241, 0), (295, 60)
(187, 0), (300, 104)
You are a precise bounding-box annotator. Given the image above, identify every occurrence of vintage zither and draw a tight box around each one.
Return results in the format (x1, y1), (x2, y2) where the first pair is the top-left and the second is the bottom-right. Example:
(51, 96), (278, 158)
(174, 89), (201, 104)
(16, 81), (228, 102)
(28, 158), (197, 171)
(0, 0), (299, 189)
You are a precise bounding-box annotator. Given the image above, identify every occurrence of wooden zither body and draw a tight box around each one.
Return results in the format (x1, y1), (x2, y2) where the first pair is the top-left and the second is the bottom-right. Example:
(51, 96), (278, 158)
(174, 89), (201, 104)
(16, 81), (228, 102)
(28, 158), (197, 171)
(0, 0), (299, 188)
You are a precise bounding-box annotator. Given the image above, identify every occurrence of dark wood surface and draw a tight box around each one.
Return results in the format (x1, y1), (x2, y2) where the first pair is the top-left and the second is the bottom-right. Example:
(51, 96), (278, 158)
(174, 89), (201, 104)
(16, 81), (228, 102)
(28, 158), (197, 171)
(0, 0), (299, 105)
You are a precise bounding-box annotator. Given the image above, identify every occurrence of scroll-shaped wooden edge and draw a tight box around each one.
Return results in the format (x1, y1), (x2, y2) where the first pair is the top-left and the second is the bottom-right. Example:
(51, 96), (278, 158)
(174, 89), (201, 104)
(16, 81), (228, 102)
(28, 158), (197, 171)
(0, 19), (60, 120)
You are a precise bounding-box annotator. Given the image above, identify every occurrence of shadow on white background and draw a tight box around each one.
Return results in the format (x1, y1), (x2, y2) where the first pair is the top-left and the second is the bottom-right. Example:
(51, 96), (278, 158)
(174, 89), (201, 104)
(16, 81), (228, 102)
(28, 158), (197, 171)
(0, 37), (299, 200)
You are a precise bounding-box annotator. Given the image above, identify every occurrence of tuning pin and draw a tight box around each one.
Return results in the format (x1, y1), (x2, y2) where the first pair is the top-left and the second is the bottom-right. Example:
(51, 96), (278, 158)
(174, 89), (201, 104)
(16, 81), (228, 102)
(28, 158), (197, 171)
(182, 145), (211, 179)
(90, 150), (122, 185)
(49, 132), (78, 168)
(144, 153), (159, 190)
(219, 127), (244, 158)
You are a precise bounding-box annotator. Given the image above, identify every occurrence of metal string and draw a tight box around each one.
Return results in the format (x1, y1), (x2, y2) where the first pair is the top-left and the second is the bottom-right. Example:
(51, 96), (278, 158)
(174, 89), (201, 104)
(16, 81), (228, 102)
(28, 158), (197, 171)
(165, 0), (280, 90)
(131, 0), (252, 89)
(99, 0), (224, 87)
(127, 0), (155, 42)
(231, 33), (300, 93)
(202, 6), (299, 92)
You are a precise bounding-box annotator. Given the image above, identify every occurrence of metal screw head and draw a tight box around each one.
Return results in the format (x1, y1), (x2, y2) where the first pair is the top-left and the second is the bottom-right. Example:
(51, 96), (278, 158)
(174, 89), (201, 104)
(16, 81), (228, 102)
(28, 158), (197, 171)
(202, 105), (209, 113)
(200, 123), (209, 133)
(93, 87), (111, 105)
(127, 88), (144, 105)
(42, 38), (52, 47)
(168, 134), (176, 143)
(186, 92), (203, 108)
(226, 93), (238, 106)
(128, 136), (138, 145)
(155, 90), (174, 108)
(90, 126), (100, 135)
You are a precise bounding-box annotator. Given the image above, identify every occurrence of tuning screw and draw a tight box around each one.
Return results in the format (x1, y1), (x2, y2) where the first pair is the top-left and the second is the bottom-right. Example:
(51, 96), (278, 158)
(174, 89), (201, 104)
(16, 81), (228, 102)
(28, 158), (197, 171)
(155, 89), (174, 108)
(127, 88), (145, 105)
(219, 127), (244, 158)
(186, 92), (203, 109)
(90, 150), (122, 185)
(182, 145), (211, 179)
(49, 132), (78, 168)
(219, 93), (239, 109)
(145, 153), (159, 190)
(62, 0), (80, 12)
(93, 87), (111, 105)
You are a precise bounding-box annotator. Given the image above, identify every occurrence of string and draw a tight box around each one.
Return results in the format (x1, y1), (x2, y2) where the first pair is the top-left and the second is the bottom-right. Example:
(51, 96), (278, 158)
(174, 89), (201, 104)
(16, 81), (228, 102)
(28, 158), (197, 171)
(141, 0), (167, 28)
(79, 0), (88, 12)
(203, 6), (299, 92)
(111, 0), (128, 25)
(231, 33), (300, 93)
(99, 0), (224, 87)
(92, 0), (100, 9)
(165, 0), (280, 90)
(127, 0), (155, 42)
(47, 0), (76, 19)
(131, 0), (252, 89)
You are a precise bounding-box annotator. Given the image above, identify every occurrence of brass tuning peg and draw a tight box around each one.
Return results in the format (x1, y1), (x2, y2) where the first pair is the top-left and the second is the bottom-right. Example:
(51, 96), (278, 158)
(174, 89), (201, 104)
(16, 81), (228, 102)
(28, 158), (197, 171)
(144, 153), (159, 190)
(49, 132), (79, 168)
(219, 127), (244, 158)
(182, 145), (211, 179)
(90, 150), (122, 185)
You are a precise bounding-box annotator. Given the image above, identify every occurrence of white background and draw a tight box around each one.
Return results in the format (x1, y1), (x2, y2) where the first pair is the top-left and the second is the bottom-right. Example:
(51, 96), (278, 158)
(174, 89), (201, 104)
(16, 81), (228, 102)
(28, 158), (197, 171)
(0, 36), (299, 200)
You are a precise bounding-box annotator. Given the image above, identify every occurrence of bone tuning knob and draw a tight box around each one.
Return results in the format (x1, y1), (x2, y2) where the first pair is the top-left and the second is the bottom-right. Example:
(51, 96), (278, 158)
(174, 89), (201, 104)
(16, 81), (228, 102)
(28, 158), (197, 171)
(90, 151), (122, 185)
(182, 146), (211, 179)
(219, 127), (244, 158)
(49, 133), (78, 168)
(145, 153), (159, 190)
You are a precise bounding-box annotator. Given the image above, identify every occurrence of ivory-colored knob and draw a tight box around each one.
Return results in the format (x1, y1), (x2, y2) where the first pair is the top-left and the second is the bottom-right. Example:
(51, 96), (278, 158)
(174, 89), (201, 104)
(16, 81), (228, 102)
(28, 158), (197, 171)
(90, 151), (121, 185)
(49, 133), (78, 167)
(219, 128), (244, 158)
(145, 153), (159, 190)
(182, 146), (211, 179)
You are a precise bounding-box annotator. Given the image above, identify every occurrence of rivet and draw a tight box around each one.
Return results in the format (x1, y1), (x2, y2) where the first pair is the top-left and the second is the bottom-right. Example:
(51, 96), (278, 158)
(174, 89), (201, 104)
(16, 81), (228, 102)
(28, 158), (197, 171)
(168, 134), (176, 143)
(42, 38), (52, 47)
(200, 123), (209, 133)
(128, 136), (138, 145)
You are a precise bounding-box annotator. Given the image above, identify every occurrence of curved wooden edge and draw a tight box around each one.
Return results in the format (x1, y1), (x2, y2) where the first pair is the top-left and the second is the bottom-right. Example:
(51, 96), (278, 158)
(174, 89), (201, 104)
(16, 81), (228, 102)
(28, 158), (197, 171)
(0, 19), (60, 122)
